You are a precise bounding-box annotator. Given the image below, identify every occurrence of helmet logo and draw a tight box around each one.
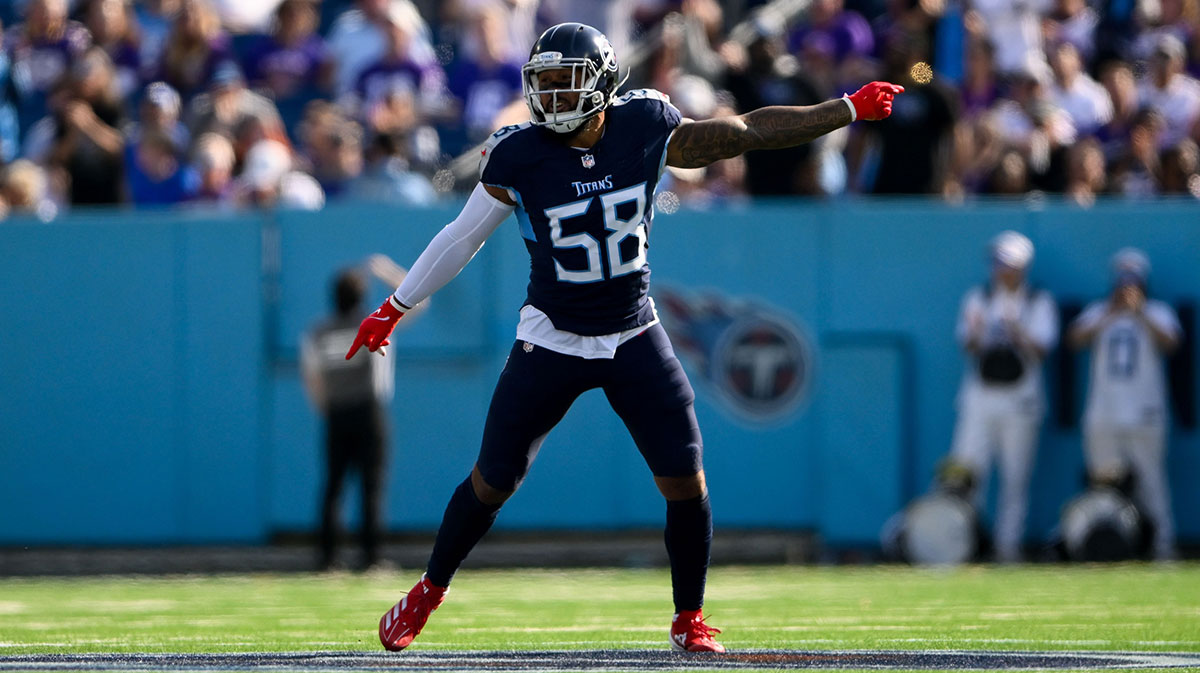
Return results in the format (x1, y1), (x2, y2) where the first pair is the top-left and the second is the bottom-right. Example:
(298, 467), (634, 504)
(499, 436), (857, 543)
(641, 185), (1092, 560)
(534, 51), (563, 64)
(598, 38), (617, 72)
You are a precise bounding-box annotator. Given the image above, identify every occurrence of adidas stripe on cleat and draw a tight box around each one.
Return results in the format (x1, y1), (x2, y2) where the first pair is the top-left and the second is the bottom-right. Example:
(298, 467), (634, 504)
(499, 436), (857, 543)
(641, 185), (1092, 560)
(378, 574), (447, 651)
(670, 609), (725, 653)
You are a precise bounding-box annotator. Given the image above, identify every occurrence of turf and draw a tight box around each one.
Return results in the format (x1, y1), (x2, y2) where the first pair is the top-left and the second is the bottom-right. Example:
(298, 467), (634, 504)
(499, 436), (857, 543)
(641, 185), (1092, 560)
(0, 563), (1197, 658)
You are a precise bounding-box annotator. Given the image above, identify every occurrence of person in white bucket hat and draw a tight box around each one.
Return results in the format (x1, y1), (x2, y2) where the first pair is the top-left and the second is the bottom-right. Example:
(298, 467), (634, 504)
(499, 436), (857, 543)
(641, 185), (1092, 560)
(948, 230), (1059, 563)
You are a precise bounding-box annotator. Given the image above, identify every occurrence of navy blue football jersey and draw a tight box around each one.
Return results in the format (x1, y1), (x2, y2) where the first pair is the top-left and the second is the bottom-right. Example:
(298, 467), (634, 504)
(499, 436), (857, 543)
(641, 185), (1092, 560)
(479, 89), (682, 336)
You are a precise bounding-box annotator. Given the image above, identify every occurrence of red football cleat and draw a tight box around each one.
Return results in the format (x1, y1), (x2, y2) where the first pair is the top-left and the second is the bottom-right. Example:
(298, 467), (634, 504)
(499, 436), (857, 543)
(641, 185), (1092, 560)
(670, 609), (725, 653)
(378, 574), (447, 651)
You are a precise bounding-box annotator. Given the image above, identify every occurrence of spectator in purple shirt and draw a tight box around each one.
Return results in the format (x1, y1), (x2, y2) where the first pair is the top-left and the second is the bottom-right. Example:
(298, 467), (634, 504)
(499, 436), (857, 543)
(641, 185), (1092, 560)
(960, 38), (999, 120)
(156, 0), (230, 101)
(787, 0), (874, 64)
(326, 0), (435, 98)
(85, 0), (143, 99)
(5, 0), (92, 131)
(352, 4), (448, 127)
(1043, 0), (1099, 65)
(242, 0), (331, 102)
(1095, 60), (1140, 160)
(444, 3), (523, 153)
(1109, 107), (1165, 196)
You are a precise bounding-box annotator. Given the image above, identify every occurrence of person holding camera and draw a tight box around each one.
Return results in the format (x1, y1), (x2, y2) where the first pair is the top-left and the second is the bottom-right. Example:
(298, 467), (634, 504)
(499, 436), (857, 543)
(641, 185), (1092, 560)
(1067, 248), (1181, 561)
(949, 231), (1059, 563)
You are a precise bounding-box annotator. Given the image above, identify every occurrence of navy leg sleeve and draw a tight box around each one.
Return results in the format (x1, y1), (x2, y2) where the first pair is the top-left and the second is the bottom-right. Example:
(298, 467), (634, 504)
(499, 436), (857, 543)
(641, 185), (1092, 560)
(665, 493), (713, 612)
(426, 476), (501, 587)
(427, 340), (596, 586)
(605, 324), (711, 611)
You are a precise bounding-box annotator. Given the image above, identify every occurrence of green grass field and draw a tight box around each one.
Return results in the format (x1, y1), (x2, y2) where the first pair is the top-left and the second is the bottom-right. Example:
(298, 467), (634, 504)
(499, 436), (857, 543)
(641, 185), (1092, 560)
(1, 564), (1198, 668)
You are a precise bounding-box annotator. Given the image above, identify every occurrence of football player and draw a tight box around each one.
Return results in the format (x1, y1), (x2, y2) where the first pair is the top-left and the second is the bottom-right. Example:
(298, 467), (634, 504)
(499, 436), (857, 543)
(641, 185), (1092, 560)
(346, 22), (903, 653)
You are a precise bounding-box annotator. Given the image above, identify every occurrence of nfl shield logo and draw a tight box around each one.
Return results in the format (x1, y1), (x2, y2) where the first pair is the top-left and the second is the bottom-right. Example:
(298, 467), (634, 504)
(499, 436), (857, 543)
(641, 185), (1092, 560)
(581, 153), (595, 169)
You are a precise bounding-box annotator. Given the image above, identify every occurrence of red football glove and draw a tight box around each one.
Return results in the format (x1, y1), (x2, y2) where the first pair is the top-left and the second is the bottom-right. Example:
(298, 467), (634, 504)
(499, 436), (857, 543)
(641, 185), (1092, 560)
(345, 296), (406, 359)
(845, 81), (905, 121)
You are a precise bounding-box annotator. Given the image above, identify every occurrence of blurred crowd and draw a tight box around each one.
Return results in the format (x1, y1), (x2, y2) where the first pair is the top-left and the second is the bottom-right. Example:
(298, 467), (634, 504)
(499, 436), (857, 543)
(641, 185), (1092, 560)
(0, 0), (1198, 219)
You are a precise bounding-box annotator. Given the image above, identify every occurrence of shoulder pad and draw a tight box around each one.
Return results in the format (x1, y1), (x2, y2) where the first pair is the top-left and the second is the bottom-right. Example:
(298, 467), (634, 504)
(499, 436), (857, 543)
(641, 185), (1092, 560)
(613, 88), (672, 106)
(479, 121), (532, 176)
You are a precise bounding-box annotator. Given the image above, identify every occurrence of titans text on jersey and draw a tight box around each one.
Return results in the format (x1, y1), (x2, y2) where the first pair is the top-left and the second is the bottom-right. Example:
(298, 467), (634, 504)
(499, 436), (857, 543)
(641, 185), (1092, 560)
(479, 89), (682, 336)
(572, 175), (614, 197)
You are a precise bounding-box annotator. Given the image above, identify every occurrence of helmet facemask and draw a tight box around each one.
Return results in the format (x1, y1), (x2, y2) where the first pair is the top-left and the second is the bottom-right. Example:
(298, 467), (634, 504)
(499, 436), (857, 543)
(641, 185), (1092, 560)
(522, 51), (614, 134)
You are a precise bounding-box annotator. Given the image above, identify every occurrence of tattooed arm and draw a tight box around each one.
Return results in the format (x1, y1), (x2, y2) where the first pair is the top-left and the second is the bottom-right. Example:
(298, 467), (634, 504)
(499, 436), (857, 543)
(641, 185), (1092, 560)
(664, 82), (904, 169)
(665, 100), (852, 169)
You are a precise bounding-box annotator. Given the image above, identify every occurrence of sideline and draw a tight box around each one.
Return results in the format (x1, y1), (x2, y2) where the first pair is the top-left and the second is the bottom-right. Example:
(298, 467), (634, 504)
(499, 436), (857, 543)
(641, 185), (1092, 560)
(3, 649), (1200, 671)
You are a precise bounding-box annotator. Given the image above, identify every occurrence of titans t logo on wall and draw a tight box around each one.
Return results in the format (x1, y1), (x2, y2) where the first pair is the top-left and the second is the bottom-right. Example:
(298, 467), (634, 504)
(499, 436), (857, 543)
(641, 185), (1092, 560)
(657, 287), (814, 424)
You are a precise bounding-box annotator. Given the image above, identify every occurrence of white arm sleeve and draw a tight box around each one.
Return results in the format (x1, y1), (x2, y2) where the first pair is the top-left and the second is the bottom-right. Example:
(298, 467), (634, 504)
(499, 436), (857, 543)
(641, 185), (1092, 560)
(392, 183), (515, 308)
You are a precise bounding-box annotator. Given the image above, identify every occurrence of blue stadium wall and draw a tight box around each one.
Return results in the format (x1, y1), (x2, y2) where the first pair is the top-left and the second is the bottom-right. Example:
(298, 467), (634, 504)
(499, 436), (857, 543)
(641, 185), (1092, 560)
(1, 199), (1198, 548)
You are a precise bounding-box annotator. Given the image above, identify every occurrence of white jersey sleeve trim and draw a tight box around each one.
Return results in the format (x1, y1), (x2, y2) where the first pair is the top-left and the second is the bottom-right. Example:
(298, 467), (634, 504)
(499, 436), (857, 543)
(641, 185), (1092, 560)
(392, 183), (515, 308)
(658, 126), (677, 180)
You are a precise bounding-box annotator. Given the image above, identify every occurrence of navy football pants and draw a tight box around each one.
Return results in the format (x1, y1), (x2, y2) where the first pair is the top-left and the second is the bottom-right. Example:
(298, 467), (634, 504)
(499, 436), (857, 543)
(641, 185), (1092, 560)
(476, 323), (704, 492)
(320, 401), (385, 569)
